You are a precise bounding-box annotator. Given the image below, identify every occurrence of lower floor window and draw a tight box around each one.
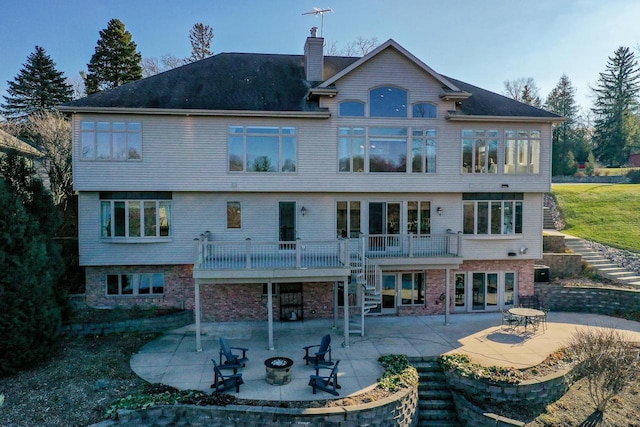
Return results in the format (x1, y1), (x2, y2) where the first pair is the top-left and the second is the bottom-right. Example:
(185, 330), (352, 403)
(107, 273), (165, 295)
(400, 272), (425, 305)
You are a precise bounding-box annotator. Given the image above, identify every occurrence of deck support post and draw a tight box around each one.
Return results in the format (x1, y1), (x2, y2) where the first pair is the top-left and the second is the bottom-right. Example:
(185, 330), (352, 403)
(444, 268), (451, 325)
(195, 280), (202, 351)
(343, 279), (350, 348)
(267, 281), (275, 350)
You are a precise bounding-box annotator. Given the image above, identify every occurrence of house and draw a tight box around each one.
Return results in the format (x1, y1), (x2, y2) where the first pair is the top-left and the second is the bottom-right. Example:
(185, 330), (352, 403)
(60, 28), (562, 349)
(0, 129), (43, 159)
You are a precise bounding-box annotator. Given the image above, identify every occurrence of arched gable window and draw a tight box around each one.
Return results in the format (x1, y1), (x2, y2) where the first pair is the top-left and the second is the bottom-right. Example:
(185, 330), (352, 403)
(369, 87), (407, 117)
(412, 103), (437, 118)
(339, 101), (365, 117)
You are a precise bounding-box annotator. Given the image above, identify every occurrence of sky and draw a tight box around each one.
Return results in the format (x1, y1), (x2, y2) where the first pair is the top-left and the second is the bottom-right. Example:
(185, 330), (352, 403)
(1, 0), (639, 113)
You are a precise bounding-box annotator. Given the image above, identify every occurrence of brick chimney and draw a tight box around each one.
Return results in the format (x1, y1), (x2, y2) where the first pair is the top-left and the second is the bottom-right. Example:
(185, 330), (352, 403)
(304, 27), (324, 82)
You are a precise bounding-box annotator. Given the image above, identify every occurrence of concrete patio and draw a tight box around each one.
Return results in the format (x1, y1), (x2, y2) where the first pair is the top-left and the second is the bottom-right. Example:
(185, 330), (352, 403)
(130, 312), (640, 402)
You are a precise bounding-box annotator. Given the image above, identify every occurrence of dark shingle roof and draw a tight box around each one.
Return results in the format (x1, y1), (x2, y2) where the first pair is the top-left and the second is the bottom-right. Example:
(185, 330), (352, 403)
(63, 51), (559, 120)
(65, 53), (358, 112)
(445, 76), (559, 118)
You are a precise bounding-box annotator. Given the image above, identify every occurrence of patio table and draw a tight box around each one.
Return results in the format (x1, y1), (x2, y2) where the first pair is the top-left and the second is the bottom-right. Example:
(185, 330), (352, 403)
(509, 307), (545, 329)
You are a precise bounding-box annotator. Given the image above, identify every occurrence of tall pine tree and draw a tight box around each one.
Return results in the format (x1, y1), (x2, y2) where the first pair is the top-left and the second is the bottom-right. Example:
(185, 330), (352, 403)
(545, 74), (580, 175)
(591, 46), (640, 167)
(85, 19), (143, 95)
(1, 46), (72, 120)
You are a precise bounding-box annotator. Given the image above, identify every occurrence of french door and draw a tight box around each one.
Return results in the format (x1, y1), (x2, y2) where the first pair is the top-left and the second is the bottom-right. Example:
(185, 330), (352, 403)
(368, 202), (400, 251)
(456, 272), (517, 312)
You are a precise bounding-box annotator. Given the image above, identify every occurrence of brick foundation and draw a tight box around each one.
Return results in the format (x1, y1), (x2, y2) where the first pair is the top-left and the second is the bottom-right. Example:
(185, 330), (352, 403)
(84, 260), (535, 320)
(85, 265), (194, 311)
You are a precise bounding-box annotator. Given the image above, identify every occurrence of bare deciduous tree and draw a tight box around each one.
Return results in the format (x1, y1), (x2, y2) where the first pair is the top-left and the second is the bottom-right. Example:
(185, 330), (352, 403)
(142, 54), (184, 78)
(187, 23), (214, 63)
(504, 77), (541, 107)
(566, 327), (640, 413)
(28, 111), (73, 209)
(342, 36), (379, 56)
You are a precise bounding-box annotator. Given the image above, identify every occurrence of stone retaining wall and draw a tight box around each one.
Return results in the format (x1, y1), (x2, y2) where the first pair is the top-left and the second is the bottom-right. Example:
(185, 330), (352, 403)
(61, 310), (193, 337)
(535, 285), (640, 314)
(444, 367), (574, 426)
(98, 385), (418, 427)
(444, 367), (574, 407)
(540, 253), (582, 278)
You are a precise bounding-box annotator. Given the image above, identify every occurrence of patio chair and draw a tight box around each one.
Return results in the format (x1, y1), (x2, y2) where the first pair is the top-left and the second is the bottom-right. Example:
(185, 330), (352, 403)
(219, 337), (249, 370)
(303, 334), (333, 367)
(309, 359), (341, 396)
(210, 359), (243, 393)
(501, 309), (521, 330)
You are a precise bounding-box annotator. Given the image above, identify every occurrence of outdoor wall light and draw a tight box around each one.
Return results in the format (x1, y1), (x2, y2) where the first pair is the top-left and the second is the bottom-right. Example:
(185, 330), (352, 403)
(520, 247), (529, 255)
(300, 206), (307, 216)
(437, 206), (443, 216)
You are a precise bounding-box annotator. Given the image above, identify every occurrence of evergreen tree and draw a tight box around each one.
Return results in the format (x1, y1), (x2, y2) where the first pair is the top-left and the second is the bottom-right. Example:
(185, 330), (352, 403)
(0, 153), (63, 375)
(591, 46), (640, 166)
(545, 74), (580, 175)
(1, 46), (72, 120)
(85, 19), (143, 95)
(186, 23), (214, 63)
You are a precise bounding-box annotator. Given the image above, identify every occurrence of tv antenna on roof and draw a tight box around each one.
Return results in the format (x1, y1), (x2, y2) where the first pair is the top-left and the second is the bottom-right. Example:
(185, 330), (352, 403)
(302, 7), (333, 37)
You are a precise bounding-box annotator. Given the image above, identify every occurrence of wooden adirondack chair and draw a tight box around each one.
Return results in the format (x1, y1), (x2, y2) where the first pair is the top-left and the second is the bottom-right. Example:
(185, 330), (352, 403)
(308, 359), (341, 396)
(219, 337), (249, 370)
(303, 334), (333, 367)
(211, 359), (243, 393)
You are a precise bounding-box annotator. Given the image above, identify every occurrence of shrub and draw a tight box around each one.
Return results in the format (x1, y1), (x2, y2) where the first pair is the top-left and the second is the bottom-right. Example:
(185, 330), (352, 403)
(377, 354), (419, 392)
(627, 169), (640, 184)
(438, 353), (524, 385)
(566, 327), (640, 412)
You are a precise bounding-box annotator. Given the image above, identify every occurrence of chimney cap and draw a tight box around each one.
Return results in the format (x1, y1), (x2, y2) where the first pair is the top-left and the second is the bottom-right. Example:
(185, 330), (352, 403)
(310, 27), (318, 38)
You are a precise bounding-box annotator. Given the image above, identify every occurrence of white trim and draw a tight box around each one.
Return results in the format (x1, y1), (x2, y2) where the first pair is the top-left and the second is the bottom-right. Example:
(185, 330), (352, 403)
(448, 114), (565, 124)
(59, 106), (331, 119)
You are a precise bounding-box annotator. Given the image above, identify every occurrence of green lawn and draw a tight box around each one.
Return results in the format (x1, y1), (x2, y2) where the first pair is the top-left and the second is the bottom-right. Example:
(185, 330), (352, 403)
(552, 184), (640, 253)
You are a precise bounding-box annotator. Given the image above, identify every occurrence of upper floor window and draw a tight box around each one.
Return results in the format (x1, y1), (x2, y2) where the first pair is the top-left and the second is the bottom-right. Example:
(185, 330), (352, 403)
(339, 101), (365, 117)
(81, 121), (142, 161)
(370, 87), (407, 118)
(107, 273), (164, 296)
(412, 103), (437, 118)
(100, 192), (171, 239)
(228, 126), (296, 173)
(339, 127), (436, 174)
(412, 129), (437, 173)
(462, 130), (498, 174)
(338, 128), (365, 172)
(504, 130), (540, 174)
(226, 201), (241, 229)
(463, 193), (523, 235)
(369, 127), (407, 172)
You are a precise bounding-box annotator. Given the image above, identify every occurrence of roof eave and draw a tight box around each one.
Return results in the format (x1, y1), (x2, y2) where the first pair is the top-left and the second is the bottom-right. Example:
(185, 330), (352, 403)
(447, 113), (566, 124)
(57, 106), (331, 119)
(440, 91), (472, 101)
(306, 87), (339, 99)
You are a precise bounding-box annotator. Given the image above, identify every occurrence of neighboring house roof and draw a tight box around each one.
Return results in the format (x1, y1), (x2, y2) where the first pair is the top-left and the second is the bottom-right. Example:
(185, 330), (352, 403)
(0, 129), (43, 158)
(60, 40), (562, 122)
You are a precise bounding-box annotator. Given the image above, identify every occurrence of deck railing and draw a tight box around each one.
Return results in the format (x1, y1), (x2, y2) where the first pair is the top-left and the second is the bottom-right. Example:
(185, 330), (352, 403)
(195, 238), (350, 270)
(194, 232), (460, 270)
(361, 233), (461, 258)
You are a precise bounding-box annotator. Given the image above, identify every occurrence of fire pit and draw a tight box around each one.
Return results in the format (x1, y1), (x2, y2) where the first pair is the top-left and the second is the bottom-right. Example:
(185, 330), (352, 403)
(264, 357), (294, 385)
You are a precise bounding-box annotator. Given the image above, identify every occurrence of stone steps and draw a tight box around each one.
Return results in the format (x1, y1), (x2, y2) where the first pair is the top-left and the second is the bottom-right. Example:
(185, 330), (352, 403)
(412, 358), (461, 427)
(563, 236), (640, 287)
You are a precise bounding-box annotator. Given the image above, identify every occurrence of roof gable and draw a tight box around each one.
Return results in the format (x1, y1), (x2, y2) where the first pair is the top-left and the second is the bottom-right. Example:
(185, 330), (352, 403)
(319, 39), (462, 93)
(0, 130), (43, 158)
